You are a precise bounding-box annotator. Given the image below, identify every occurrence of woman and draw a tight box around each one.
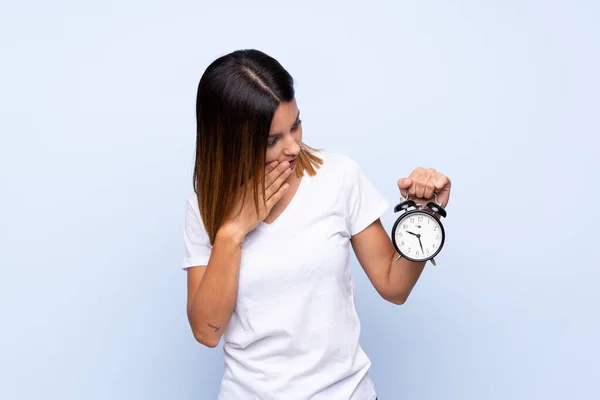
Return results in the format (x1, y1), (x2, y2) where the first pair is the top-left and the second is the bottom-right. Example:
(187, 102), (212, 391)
(182, 49), (452, 399)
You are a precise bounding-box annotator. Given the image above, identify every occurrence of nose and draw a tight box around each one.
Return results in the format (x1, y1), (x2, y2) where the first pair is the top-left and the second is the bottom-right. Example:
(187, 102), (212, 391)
(283, 133), (300, 157)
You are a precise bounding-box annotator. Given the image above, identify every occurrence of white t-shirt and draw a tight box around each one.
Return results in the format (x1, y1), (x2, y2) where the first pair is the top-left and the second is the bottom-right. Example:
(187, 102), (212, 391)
(182, 151), (390, 400)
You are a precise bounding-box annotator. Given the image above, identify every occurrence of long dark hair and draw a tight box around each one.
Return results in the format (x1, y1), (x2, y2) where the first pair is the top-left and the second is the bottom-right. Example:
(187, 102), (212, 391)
(194, 49), (323, 244)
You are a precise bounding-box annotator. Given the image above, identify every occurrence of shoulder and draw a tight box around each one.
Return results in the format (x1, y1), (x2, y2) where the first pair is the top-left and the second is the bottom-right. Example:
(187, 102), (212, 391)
(309, 152), (366, 201)
(318, 150), (356, 165)
(186, 191), (199, 206)
(315, 150), (361, 177)
(186, 192), (200, 213)
(184, 191), (212, 243)
(185, 192), (204, 226)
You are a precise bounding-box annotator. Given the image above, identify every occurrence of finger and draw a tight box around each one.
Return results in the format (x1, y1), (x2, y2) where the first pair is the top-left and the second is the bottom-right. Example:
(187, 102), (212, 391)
(266, 182), (290, 210)
(264, 161), (289, 188)
(416, 169), (436, 199)
(265, 163), (293, 199)
(397, 178), (411, 198)
(256, 161), (278, 186)
(250, 162), (277, 193)
(433, 175), (451, 206)
(416, 180), (425, 198)
(423, 175), (437, 199)
(434, 175), (450, 191)
(397, 178), (411, 189)
(420, 169), (436, 198)
(408, 183), (416, 197)
(407, 172), (422, 197)
(265, 160), (279, 173)
(414, 174), (427, 198)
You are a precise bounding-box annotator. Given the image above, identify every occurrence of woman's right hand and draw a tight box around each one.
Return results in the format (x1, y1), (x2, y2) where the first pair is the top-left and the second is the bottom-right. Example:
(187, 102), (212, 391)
(221, 160), (293, 238)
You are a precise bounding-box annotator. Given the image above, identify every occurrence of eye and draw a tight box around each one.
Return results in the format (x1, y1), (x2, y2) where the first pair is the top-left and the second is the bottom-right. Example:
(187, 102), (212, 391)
(267, 137), (278, 147)
(291, 119), (302, 131)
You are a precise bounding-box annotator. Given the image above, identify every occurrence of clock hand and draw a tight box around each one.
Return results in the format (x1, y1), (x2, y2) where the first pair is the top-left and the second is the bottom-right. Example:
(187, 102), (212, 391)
(406, 230), (424, 253)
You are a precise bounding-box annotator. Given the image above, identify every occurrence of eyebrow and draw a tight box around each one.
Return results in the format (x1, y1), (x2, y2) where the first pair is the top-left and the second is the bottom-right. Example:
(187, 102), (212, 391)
(268, 110), (300, 138)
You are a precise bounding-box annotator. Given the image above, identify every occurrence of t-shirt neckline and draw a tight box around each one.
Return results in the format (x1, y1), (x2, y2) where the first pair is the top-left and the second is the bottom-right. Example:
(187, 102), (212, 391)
(256, 172), (309, 233)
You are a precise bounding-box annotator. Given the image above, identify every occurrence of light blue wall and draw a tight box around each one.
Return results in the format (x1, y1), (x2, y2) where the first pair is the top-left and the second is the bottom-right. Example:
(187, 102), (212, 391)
(1, 1), (598, 399)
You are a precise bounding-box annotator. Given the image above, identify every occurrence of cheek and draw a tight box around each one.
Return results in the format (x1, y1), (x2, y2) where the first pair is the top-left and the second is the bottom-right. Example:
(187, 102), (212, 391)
(295, 128), (303, 144)
(265, 148), (277, 164)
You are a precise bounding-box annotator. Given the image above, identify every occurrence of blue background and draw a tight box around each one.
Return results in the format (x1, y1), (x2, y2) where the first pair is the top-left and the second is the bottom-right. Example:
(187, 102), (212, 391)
(1, 1), (598, 399)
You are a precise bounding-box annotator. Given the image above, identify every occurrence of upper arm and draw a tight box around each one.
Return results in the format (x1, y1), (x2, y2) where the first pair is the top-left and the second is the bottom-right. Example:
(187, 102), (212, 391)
(182, 194), (213, 314)
(350, 218), (396, 299)
(342, 155), (392, 297)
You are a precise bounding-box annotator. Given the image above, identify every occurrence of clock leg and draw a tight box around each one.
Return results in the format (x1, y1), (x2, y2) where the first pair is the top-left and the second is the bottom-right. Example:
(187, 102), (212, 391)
(430, 258), (436, 266)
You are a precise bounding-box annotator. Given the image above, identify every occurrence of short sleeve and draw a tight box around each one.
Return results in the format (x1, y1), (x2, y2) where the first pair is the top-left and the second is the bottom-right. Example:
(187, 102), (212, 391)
(182, 194), (213, 270)
(345, 157), (390, 236)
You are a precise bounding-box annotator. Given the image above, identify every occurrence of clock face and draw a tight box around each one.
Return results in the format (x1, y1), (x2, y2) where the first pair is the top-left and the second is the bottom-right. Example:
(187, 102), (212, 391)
(393, 211), (444, 261)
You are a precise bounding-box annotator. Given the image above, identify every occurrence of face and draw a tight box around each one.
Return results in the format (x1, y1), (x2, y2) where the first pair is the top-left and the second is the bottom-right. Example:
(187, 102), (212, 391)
(266, 98), (302, 174)
(394, 212), (444, 261)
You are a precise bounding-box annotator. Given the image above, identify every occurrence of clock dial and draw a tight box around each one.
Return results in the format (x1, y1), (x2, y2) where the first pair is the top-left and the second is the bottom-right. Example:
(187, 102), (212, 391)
(394, 211), (444, 261)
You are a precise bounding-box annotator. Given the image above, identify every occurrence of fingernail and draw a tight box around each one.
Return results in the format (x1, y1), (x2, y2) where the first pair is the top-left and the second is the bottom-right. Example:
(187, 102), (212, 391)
(404, 179), (411, 185)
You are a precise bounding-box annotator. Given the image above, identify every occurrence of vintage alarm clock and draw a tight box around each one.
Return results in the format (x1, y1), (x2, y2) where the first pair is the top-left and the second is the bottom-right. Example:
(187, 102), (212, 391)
(391, 192), (447, 266)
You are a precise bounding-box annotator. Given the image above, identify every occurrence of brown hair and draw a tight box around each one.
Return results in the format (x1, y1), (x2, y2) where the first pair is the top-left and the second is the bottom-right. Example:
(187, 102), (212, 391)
(193, 49), (323, 244)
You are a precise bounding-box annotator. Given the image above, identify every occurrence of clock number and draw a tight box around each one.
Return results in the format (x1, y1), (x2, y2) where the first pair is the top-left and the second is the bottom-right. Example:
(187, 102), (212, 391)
(410, 218), (414, 223)
(418, 216), (423, 222)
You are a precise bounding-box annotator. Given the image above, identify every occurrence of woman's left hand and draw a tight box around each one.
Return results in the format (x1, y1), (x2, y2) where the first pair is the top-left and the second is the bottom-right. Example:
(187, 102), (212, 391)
(397, 168), (452, 208)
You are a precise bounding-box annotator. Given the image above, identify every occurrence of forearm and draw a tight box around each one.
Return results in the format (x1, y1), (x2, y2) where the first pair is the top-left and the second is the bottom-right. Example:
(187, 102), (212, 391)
(385, 252), (427, 304)
(385, 211), (440, 304)
(187, 227), (244, 347)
